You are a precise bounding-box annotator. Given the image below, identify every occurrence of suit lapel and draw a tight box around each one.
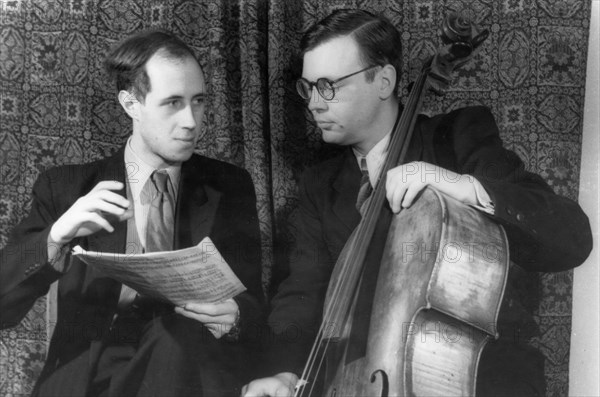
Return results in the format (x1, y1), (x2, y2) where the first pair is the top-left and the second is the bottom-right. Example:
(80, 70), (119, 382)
(82, 149), (127, 307)
(332, 149), (362, 232)
(404, 118), (424, 164)
(174, 156), (222, 249)
(86, 149), (127, 254)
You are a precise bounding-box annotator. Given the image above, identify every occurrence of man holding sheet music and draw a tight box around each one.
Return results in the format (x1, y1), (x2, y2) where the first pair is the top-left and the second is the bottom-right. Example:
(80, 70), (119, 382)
(0, 30), (263, 396)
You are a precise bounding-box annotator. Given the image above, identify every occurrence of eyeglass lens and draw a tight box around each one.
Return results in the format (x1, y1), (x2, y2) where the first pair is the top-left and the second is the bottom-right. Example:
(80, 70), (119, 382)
(296, 79), (334, 101)
(296, 65), (377, 101)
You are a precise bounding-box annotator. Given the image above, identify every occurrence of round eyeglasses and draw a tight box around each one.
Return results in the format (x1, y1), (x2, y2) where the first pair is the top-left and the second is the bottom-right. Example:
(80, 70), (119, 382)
(296, 65), (379, 101)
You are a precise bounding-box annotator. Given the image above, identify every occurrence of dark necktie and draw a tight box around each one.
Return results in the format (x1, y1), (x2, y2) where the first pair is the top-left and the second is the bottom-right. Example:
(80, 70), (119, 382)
(146, 170), (174, 252)
(356, 157), (373, 215)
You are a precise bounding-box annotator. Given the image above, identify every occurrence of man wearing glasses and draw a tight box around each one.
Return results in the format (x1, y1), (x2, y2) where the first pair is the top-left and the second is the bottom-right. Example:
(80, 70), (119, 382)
(242, 9), (591, 397)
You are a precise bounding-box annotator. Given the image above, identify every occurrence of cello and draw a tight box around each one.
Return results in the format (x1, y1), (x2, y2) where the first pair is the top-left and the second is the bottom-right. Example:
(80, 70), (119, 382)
(295, 11), (504, 397)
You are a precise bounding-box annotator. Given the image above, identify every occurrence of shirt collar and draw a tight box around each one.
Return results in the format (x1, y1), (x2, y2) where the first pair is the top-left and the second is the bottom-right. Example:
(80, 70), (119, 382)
(352, 130), (392, 186)
(124, 137), (181, 201)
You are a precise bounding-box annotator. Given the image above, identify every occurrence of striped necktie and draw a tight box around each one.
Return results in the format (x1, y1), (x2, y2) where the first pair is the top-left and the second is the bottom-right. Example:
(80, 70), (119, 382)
(145, 170), (175, 252)
(356, 157), (373, 215)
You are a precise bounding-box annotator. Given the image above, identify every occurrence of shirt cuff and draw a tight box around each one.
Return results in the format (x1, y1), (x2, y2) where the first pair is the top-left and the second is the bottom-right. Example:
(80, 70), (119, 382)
(471, 178), (495, 215)
(223, 307), (241, 342)
(47, 237), (71, 273)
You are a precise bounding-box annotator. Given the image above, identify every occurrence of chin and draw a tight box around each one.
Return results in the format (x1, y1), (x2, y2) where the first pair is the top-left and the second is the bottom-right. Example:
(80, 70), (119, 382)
(164, 150), (194, 165)
(321, 130), (347, 146)
(177, 151), (195, 162)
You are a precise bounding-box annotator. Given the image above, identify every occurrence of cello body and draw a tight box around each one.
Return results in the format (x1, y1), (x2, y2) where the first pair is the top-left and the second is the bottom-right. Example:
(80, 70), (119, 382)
(323, 187), (509, 397)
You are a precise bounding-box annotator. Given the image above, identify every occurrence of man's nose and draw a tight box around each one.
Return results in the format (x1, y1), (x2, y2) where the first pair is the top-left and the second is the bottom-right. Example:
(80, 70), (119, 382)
(307, 87), (328, 112)
(180, 105), (198, 129)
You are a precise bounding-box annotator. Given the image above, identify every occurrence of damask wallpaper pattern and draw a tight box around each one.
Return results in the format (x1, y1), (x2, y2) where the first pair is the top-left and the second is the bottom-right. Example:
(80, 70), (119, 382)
(0, 0), (591, 395)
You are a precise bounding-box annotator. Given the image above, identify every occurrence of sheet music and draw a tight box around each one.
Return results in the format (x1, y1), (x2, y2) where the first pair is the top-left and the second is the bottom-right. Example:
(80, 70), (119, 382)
(72, 237), (246, 305)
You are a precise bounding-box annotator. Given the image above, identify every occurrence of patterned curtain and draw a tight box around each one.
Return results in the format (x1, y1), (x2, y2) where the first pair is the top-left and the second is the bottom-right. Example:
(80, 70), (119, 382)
(0, 1), (591, 395)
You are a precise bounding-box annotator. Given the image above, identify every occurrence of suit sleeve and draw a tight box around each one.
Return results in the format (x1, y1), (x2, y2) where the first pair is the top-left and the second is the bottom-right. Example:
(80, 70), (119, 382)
(215, 167), (265, 343)
(0, 170), (66, 329)
(428, 106), (592, 271)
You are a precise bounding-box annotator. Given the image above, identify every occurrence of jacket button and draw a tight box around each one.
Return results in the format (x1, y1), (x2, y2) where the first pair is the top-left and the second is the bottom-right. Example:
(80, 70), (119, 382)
(506, 207), (513, 216)
(516, 213), (524, 221)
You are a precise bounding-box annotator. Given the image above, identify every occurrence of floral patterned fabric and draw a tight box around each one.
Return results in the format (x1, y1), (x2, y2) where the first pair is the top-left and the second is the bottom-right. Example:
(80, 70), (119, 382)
(0, 1), (591, 395)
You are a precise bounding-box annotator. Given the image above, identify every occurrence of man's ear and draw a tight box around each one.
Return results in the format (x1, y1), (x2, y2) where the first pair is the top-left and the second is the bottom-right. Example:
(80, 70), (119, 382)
(118, 90), (140, 120)
(378, 64), (397, 100)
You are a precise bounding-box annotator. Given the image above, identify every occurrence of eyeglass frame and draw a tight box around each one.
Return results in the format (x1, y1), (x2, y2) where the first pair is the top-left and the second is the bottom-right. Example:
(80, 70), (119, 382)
(296, 64), (380, 101)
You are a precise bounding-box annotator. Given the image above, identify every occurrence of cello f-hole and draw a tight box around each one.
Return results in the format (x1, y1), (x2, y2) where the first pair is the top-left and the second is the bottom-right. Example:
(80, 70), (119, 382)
(370, 369), (389, 397)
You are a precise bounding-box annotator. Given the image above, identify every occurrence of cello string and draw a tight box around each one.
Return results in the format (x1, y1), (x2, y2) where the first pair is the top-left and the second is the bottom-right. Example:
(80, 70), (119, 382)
(298, 271), (365, 397)
(297, 234), (367, 396)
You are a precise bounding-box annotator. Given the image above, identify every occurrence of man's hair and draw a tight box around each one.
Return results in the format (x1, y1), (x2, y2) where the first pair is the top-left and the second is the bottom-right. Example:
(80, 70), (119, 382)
(104, 30), (197, 101)
(300, 9), (402, 95)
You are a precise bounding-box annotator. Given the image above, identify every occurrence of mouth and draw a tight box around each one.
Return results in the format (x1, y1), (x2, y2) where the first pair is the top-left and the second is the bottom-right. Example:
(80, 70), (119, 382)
(316, 120), (335, 129)
(174, 137), (196, 144)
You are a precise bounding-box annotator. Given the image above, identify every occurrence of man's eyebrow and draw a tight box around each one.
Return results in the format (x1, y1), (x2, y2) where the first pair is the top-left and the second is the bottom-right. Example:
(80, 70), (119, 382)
(160, 95), (184, 102)
(158, 93), (206, 102)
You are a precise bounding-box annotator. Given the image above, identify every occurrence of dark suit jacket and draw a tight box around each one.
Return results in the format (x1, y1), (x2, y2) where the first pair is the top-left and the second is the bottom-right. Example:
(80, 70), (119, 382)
(266, 106), (592, 387)
(0, 147), (264, 394)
